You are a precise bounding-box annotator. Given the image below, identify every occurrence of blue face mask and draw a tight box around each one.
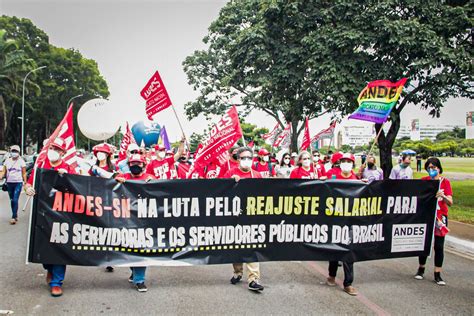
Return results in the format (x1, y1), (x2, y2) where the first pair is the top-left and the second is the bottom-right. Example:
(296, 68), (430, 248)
(400, 163), (408, 169)
(428, 169), (438, 179)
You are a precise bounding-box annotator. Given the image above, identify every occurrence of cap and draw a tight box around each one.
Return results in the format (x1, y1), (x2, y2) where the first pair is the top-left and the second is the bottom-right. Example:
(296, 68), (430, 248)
(128, 154), (146, 164)
(258, 148), (270, 156)
(154, 144), (166, 151)
(331, 152), (344, 164)
(93, 143), (113, 155)
(291, 152), (297, 157)
(340, 153), (355, 163)
(50, 137), (67, 152)
(10, 145), (20, 152)
(127, 143), (140, 152)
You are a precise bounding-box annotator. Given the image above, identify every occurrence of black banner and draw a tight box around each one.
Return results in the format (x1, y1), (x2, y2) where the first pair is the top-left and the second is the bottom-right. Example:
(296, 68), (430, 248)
(28, 169), (439, 266)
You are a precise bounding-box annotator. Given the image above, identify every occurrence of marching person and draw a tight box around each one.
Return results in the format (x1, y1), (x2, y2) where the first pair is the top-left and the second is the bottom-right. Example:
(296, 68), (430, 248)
(290, 151), (318, 179)
(276, 153), (294, 178)
(223, 147), (264, 292)
(312, 150), (326, 178)
(116, 154), (156, 292)
(146, 138), (185, 179)
(118, 143), (141, 174)
(290, 152), (298, 166)
(24, 137), (76, 297)
(325, 152), (343, 179)
(326, 153), (360, 296)
(357, 155), (383, 183)
(218, 146), (240, 177)
(389, 154), (413, 179)
(253, 148), (276, 178)
(89, 143), (117, 272)
(0, 145), (27, 224)
(414, 157), (453, 285)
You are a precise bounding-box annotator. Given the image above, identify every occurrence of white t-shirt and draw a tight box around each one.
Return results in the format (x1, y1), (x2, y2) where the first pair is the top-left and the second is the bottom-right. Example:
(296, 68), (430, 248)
(389, 164), (413, 180)
(3, 157), (26, 183)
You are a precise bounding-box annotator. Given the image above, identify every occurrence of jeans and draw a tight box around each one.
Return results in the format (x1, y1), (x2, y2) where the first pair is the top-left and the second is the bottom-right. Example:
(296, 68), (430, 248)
(130, 267), (146, 284)
(43, 264), (66, 287)
(329, 261), (354, 287)
(7, 182), (22, 219)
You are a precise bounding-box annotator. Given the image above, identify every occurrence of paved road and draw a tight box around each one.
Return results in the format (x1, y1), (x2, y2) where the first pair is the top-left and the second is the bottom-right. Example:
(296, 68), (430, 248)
(1, 193), (473, 315)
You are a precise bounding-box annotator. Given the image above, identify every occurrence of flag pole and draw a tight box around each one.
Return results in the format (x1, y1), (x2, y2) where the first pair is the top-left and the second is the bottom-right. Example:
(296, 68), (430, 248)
(368, 123), (384, 155)
(170, 104), (191, 151)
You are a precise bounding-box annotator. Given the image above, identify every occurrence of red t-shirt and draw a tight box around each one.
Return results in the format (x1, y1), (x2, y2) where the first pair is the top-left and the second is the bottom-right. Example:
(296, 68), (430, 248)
(252, 162), (276, 178)
(204, 161), (222, 179)
(316, 161), (326, 177)
(218, 159), (239, 178)
(421, 176), (452, 217)
(224, 167), (262, 179)
(326, 167), (341, 179)
(334, 171), (358, 180)
(176, 162), (192, 179)
(290, 166), (318, 179)
(27, 159), (76, 185)
(146, 157), (176, 179)
(122, 172), (156, 181)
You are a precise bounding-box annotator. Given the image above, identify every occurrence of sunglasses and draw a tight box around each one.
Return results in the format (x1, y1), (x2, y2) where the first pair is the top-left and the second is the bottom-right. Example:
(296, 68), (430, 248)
(130, 150), (140, 154)
(239, 156), (252, 160)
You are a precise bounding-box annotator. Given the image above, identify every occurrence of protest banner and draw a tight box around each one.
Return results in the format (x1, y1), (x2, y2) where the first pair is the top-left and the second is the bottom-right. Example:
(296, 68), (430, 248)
(29, 169), (438, 266)
(140, 70), (172, 120)
(300, 118), (311, 151)
(118, 122), (136, 163)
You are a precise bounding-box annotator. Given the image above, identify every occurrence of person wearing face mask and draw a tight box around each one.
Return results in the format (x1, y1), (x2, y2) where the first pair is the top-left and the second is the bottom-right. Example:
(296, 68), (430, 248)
(146, 138), (185, 179)
(0, 145), (27, 224)
(290, 152), (318, 179)
(312, 150), (327, 178)
(326, 153), (360, 296)
(325, 152), (344, 179)
(357, 155), (383, 183)
(118, 143), (141, 174)
(24, 137), (76, 297)
(253, 148), (276, 178)
(415, 157), (453, 286)
(276, 153), (294, 178)
(290, 152), (298, 166)
(389, 154), (413, 179)
(115, 154), (155, 292)
(218, 146), (241, 178)
(223, 147), (264, 292)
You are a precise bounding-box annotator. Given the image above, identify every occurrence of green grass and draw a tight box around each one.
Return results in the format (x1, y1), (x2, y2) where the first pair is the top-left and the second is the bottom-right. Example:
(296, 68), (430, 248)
(390, 157), (474, 174)
(449, 180), (474, 224)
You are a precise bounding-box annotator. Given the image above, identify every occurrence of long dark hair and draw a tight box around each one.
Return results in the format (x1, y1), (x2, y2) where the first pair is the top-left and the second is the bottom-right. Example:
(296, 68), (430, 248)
(95, 152), (115, 171)
(280, 153), (291, 167)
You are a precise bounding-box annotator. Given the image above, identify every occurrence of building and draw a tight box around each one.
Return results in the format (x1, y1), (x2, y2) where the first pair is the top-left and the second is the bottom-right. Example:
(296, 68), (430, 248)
(397, 124), (462, 140)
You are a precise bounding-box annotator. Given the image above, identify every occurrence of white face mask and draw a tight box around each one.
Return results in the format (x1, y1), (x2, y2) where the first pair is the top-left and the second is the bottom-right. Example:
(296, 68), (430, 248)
(96, 152), (107, 161)
(284, 158), (290, 164)
(11, 152), (19, 158)
(47, 150), (60, 162)
(340, 162), (353, 173)
(240, 159), (253, 169)
(158, 151), (166, 159)
(302, 159), (311, 167)
(262, 156), (269, 162)
(313, 156), (319, 162)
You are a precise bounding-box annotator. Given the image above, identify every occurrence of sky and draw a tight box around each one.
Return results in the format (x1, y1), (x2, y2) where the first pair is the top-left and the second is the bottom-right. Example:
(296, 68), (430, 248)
(1, 0), (472, 142)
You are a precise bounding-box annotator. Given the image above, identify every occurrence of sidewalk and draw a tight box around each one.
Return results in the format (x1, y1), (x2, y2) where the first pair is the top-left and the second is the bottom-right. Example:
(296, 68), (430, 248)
(446, 220), (474, 259)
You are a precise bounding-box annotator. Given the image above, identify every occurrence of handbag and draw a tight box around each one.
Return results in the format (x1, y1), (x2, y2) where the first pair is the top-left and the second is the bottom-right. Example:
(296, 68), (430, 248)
(1, 182), (7, 192)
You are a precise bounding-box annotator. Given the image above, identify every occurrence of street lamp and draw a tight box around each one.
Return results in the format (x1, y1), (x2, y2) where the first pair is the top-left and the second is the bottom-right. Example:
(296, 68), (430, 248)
(66, 94), (83, 109)
(21, 65), (46, 156)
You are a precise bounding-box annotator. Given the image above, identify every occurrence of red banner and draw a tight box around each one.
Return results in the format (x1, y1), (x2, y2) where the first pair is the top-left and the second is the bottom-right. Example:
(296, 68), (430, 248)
(36, 104), (77, 169)
(118, 122), (137, 162)
(193, 106), (242, 169)
(300, 117), (311, 151)
(140, 71), (172, 120)
(273, 123), (291, 148)
(311, 121), (337, 142)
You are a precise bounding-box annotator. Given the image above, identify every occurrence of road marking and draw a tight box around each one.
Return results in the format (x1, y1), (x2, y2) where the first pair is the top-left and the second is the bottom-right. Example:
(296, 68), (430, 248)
(306, 261), (391, 316)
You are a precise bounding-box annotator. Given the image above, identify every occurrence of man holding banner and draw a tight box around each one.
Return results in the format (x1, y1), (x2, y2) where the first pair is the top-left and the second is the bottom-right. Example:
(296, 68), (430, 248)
(147, 138), (185, 179)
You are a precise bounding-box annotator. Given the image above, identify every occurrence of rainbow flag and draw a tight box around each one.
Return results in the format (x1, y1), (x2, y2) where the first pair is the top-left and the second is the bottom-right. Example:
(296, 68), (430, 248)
(349, 78), (407, 124)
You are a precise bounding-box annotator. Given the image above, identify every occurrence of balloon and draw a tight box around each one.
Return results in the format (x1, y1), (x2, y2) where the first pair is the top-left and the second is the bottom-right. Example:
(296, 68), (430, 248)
(77, 98), (121, 141)
(131, 121), (161, 147)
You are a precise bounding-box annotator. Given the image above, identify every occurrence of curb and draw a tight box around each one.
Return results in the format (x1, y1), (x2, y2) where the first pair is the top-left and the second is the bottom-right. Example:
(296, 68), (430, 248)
(445, 235), (474, 260)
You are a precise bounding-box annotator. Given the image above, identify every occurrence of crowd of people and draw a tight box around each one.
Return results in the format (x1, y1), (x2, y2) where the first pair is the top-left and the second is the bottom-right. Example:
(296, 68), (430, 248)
(0, 138), (453, 297)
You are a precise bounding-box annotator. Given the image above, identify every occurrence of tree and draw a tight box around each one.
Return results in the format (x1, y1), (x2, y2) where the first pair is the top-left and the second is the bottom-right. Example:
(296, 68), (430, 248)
(183, 1), (473, 177)
(0, 16), (109, 151)
(240, 122), (269, 148)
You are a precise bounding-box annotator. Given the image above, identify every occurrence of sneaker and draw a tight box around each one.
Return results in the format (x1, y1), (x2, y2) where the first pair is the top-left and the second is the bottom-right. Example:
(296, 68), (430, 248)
(136, 282), (148, 292)
(128, 273), (134, 283)
(9, 219), (16, 225)
(414, 267), (425, 280)
(326, 276), (337, 286)
(50, 286), (63, 297)
(434, 273), (446, 286)
(344, 285), (358, 296)
(230, 275), (242, 285)
(105, 266), (114, 272)
(248, 280), (264, 291)
(46, 271), (52, 285)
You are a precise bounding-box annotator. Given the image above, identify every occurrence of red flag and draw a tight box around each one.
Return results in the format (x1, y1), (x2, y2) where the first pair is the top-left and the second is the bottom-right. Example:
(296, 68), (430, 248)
(311, 121), (337, 142)
(248, 140), (254, 149)
(193, 106), (242, 169)
(300, 117), (311, 151)
(35, 104), (77, 169)
(140, 70), (172, 120)
(273, 123), (291, 148)
(118, 122), (137, 162)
